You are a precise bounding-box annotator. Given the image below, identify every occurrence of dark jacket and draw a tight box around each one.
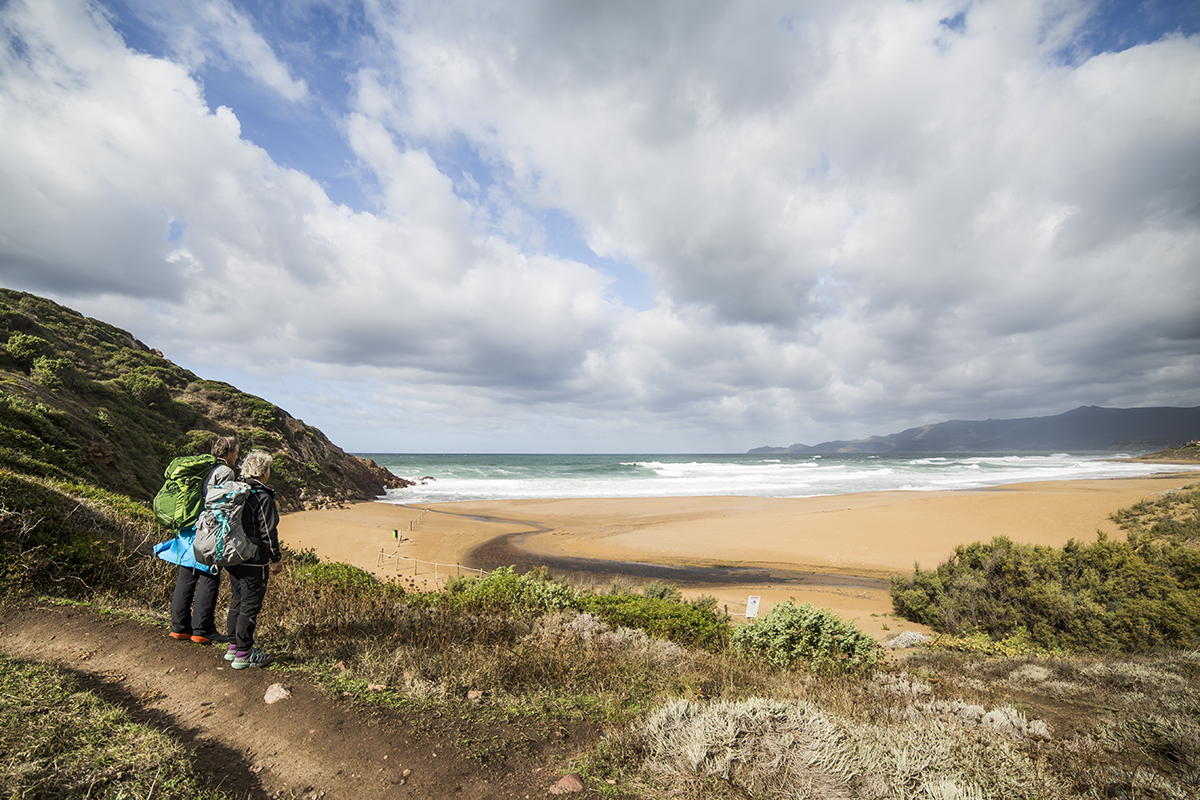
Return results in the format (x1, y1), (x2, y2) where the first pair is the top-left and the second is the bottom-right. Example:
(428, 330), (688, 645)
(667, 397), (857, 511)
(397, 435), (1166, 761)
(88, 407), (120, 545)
(240, 479), (281, 565)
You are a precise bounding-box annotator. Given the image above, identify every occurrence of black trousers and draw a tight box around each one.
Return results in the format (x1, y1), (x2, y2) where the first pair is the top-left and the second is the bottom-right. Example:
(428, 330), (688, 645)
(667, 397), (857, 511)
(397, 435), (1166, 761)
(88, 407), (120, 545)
(226, 563), (270, 653)
(170, 565), (221, 637)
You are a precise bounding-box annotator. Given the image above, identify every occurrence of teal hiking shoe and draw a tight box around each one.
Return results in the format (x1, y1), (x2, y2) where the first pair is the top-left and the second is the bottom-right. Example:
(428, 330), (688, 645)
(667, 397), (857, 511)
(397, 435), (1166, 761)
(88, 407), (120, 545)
(231, 648), (272, 670)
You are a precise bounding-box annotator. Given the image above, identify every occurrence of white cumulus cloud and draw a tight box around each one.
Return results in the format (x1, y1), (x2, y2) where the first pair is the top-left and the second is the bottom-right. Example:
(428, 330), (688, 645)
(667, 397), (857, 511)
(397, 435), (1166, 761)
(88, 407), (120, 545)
(0, 0), (1197, 451)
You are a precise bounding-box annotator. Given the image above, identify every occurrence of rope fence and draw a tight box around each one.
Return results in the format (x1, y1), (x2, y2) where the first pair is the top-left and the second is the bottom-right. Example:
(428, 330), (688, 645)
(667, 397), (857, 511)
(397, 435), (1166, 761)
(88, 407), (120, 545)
(377, 510), (485, 584)
(375, 549), (488, 582)
(403, 508), (428, 531)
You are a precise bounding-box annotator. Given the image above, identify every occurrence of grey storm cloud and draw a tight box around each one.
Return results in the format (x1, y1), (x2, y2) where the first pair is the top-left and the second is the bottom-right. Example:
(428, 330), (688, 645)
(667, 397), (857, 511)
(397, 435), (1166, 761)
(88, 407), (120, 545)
(0, 0), (1197, 452)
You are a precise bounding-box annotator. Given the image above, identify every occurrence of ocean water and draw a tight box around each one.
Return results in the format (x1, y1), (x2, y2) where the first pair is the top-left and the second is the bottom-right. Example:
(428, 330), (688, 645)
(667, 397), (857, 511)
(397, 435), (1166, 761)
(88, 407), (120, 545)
(357, 452), (1183, 504)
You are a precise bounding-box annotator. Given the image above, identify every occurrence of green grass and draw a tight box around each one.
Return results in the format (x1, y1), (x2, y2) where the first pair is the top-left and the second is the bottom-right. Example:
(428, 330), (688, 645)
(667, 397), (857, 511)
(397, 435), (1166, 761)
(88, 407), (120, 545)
(0, 654), (229, 799)
(0, 470), (166, 606)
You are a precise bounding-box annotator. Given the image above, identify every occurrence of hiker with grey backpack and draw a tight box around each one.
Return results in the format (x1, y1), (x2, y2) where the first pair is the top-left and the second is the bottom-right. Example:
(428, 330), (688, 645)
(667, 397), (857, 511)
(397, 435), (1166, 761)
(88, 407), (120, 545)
(198, 450), (282, 669)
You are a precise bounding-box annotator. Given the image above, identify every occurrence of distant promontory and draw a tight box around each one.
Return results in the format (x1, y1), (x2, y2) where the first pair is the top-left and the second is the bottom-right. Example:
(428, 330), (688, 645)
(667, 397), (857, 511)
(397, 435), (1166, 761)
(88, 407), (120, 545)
(749, 405), (1200, 455)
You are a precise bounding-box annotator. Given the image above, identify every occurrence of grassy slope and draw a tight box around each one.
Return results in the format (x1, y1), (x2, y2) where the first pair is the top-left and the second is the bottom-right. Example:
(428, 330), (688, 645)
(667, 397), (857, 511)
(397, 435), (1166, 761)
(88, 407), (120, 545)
(0, 288), (406, 510)
(0, 653), (225, 800)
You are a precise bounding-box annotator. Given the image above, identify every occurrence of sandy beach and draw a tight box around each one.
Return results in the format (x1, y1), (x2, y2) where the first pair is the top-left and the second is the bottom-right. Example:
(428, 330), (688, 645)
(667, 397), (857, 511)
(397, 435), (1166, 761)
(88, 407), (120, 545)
(277, 472), (1198, 640)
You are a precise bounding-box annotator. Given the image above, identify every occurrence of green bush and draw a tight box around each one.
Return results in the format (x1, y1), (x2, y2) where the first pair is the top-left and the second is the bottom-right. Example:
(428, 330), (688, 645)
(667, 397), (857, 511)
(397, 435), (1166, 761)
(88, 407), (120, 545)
(404, 568), (730, 651)
(731, 601), (879, 675)
(891, 524), (1200, 652)
(439, 566), (578, 616)
(293, 561), (380, 592)
(178, 429), (217, 455)
(243, 396), (280, 427)
(579, 592), (730, 652)
(269, 453), (299, 484)
(0, 392), (81, 479)
(247, 429), (282, 449)
(642, 579), (683, 602)
(122, 372), (170, 405)
(31, 356), (72, 389)
(5, 332), (50, 367)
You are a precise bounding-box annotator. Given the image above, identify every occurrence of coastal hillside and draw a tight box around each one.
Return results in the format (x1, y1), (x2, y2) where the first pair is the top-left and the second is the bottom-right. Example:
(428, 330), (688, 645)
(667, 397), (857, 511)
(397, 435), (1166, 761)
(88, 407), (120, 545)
(750, 405), (1200, 455)
(0, 288), (407, 510)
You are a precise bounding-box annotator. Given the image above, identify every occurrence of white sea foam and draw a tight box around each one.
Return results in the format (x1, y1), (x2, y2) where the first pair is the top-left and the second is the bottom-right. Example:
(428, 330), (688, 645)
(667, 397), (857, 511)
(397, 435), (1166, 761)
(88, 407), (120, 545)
(360, 452), (1183, 504)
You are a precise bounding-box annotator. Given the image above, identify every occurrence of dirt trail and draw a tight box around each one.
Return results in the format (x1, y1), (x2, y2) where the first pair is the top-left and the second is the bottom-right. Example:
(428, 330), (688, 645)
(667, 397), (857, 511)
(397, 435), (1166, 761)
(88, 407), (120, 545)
(0, 602), (604, 799)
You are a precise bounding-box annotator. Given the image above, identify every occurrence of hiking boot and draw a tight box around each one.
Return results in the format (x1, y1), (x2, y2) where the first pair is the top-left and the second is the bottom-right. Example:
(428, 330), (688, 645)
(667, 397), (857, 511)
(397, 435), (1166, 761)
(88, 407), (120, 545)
(224, 644), (237, 662)
(168, 631), (191, 641)
(231, 648), (272, 670)
(191, 632), (232, 645)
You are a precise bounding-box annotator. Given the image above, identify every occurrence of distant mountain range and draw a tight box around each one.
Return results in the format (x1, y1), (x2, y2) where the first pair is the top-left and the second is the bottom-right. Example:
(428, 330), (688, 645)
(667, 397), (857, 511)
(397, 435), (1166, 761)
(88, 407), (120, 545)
(748, 406), (1200, 455)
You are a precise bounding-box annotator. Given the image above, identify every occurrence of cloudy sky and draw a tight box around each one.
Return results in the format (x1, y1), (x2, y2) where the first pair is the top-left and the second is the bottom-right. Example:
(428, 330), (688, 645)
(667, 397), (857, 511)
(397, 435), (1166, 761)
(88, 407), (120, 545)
(1, 0), (1198, 453)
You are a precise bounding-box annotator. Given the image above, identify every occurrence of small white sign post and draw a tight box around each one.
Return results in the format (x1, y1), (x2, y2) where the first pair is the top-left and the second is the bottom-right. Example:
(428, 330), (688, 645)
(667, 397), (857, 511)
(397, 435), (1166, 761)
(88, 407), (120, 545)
(745, 595), (761, 619)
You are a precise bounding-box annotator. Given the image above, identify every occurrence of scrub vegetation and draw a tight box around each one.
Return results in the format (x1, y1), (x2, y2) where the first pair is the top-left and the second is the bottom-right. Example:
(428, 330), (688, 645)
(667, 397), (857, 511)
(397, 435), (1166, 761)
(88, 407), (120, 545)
(4, 468), (1200, 798)
(891, 485), (1200, 652)
(2, 288), (1199, 798)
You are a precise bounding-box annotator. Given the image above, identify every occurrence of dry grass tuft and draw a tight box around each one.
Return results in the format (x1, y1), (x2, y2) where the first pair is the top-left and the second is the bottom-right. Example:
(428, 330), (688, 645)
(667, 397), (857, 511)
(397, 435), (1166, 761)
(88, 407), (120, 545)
(635, 694), (1067, 799)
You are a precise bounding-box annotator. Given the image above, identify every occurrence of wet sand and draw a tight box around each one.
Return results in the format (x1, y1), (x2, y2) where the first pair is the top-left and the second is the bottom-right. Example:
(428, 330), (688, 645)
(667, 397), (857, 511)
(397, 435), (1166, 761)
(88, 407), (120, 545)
(276, 472), (1198, 640)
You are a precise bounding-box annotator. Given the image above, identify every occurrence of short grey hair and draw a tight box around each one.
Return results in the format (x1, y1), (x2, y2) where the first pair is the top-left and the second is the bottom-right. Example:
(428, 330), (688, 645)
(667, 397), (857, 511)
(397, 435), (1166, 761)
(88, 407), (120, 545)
(240, 450), (273, 480)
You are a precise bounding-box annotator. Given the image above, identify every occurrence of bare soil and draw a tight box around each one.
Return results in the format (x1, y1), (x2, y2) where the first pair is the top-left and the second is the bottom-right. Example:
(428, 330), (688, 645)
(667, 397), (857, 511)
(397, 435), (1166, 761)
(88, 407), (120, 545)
(0, 601), (610, 799)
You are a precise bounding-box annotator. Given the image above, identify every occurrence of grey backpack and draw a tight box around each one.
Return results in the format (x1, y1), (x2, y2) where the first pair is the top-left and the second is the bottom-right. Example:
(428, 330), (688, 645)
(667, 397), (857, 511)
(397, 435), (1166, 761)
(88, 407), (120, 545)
(193, 480), (259, 567)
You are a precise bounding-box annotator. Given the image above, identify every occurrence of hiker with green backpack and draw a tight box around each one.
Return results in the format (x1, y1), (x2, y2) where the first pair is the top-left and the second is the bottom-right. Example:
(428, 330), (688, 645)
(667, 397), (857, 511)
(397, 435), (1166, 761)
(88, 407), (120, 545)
(152, 435), (240, 645)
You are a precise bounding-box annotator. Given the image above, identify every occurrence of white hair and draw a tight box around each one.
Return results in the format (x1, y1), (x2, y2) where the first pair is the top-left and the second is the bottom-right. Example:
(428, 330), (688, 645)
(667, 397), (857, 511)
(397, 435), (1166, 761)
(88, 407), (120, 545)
(240, 450), (273, 480)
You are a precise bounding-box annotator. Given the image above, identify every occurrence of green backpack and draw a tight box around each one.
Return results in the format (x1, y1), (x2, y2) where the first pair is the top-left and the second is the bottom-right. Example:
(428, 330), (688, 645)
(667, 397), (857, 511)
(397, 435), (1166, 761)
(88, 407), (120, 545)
(153, 454), (218, 531)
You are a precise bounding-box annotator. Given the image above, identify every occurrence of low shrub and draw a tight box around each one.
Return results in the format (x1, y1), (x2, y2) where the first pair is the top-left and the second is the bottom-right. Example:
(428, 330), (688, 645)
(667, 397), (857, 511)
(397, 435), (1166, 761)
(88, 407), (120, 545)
(637, 695), (1066, 799)
(121, 372), (170, 405)
(892, 487), (1200, 652)
(178, 428), (217, 455)
(641, 579), (683, 602)
(0, 391), (80, 479)
(579, 592), (730, 652)
(269, 557), (407, 645)
(731, 601), (880, 675)
(436, 566), (578, 616)
(31, 356), (73, 389)
(4, 332), (50, 368)
(892, 535), (1200, 652)
(242, 395), (280, 428)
